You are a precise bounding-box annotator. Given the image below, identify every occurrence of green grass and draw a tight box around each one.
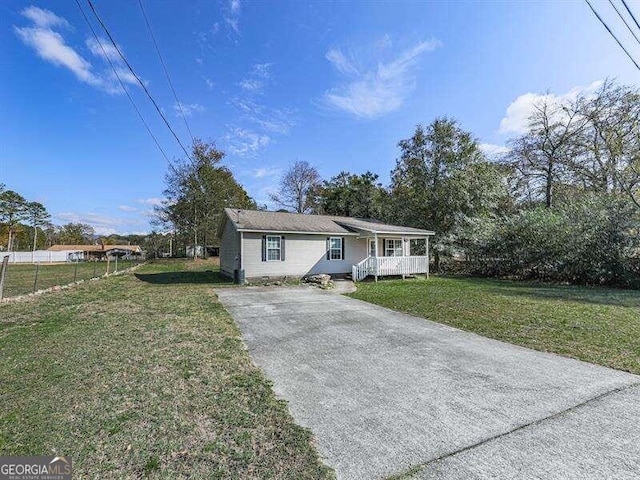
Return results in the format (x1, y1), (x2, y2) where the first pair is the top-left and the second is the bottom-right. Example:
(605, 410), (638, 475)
(349, 276), (640, 375)
(2, 260), (141, 298)
(0, 259), (333, 479)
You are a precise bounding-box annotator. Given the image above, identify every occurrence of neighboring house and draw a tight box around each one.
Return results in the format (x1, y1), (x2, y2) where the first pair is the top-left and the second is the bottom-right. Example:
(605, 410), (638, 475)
(219, 208), (434, 282)
(47, 244), (143, 260)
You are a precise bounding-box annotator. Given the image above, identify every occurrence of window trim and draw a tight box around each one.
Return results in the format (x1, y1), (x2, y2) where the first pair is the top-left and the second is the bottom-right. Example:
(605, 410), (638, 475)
(385, 238), (403, 257)
(266, 235), (281, 261)
(329, 236), (343, 261)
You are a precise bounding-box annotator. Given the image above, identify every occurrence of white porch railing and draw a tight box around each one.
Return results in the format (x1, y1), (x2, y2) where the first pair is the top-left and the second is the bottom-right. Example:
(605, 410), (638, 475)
(352, 256), (429, 281)
(352, 257), (376, 282)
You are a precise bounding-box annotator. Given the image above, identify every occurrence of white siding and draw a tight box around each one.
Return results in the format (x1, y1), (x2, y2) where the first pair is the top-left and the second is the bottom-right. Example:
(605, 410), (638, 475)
(242, 233), (367, 278)
(219, 218), (239, 278)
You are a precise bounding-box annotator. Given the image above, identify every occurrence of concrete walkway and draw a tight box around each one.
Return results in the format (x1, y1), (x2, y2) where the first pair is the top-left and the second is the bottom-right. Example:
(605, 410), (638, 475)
(215, 286), (640, 480)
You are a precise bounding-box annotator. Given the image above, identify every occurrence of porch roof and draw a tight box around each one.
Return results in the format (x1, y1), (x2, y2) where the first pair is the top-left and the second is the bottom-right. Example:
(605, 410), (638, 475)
(223, 208), (435, 236)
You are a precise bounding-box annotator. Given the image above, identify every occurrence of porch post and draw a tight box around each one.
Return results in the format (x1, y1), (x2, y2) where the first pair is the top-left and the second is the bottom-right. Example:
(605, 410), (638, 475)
(402, 236), (406, 280)
(426, 236), (430, 279)
(374, 233), (378, 282)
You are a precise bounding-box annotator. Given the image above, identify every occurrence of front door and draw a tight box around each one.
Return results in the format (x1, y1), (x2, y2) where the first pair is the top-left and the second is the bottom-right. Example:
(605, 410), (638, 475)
(369, 239), (376, 257)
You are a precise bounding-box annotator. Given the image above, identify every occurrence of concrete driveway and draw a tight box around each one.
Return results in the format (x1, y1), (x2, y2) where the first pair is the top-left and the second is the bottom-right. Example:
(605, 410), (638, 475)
(215, 286), (640, 480)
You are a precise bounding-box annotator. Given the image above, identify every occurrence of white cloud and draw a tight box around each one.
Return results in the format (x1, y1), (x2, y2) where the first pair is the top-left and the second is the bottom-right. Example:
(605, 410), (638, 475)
(22, 6), (70, 29)
(14, 6), (144, 95)
(252, 63), (272, 78)
(252, 167), (280, 178)
(239, 79), (263, 93)
(238, 63), (273, 93)
(136, 198), (163, 207)
(85, 37), (120, 63)
(480, 143), (510, 158)
(324, 39), (441, 119)
(14, 26), (101, 86)
(118, 205), (137, 212)
(325, 48), (359, 76)
(203, 77), (214, 89)
(54, 212), (142, 236)
(225, 127), (270, 156)
(232, 99), (295, 135)
(225, 0), (241, 33)
(498, 80), (604, 134)
(173, 102), (205, 117)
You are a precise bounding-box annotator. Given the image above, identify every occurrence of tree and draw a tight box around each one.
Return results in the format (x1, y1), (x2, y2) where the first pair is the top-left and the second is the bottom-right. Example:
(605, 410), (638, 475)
(269, 161), (321, 213)
(26, 201), (51, 252)
(463, 193), (640, 287)
(56, 223), (95, 245)
(155, 138), (256, 257)
(0, 190), (28, 251)
(506, 97), (586, 208)
(571, 81), (640, 207)
(317, 171), (387, 219)
(390, 118), (506, 271)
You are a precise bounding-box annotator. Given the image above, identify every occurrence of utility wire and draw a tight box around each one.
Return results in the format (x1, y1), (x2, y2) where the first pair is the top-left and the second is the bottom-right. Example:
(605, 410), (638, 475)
(585, 0), (640, 71)
(621, 0), (640, 32)
(75, 0), (175, 170)
(609, 0), (640, 47)
(137, 0), (195, 144)
(86, 0), (193, 161)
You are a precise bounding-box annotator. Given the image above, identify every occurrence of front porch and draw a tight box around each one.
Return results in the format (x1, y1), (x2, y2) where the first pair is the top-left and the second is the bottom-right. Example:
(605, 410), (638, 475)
(352, 255), (429, 281)
(351, 233), (431, 281)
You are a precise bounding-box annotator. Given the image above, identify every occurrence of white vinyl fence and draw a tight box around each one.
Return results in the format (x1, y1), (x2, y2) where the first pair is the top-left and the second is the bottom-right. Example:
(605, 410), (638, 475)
(3, 250), (82, 263)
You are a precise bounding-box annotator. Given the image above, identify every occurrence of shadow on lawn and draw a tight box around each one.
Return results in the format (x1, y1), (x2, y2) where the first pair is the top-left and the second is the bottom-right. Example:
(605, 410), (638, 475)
(134, 270), (231, 285)
(481, 280), (640, 309)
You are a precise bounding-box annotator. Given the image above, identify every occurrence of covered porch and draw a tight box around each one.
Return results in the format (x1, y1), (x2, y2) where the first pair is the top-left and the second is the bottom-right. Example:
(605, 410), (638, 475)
(351, 232), (433, 282)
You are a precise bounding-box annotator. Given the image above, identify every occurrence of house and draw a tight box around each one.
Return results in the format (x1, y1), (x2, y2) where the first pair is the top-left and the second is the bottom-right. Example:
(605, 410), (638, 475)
(47, 244), (143, 260)
(219, 208), (435, 282)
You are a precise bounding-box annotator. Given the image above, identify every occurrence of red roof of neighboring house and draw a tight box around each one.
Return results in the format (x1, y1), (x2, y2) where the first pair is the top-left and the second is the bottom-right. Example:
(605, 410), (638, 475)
(47, 244), (141, 253)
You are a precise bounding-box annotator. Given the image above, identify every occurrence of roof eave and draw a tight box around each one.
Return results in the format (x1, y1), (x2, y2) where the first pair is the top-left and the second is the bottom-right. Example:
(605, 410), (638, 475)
(236, 228), (358, 236)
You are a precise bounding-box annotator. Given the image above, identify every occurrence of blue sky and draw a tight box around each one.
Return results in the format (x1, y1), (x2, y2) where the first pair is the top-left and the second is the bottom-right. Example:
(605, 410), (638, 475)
(1, 0), (639, 235)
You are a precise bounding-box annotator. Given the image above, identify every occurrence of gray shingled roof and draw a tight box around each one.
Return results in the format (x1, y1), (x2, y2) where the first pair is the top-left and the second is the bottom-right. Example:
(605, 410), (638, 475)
(223, 208), (434, 235)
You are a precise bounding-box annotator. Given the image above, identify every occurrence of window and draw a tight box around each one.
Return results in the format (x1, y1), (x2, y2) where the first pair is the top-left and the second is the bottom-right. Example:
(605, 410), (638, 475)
(410, 238), (426, 256)
(266, 235), (281, 261)
(369, 239), (376, 257)
(385, 239), (403, 257)
(329, 237), (343, 260)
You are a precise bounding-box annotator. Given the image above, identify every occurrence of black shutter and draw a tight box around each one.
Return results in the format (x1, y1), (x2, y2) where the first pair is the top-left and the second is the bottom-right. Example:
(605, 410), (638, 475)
(281, 236), (286, 261)
(261, 235), (267, 262)
(326, 237), (330, 260)
(341, 237), (345, 260)
(382, 239), (386, 257)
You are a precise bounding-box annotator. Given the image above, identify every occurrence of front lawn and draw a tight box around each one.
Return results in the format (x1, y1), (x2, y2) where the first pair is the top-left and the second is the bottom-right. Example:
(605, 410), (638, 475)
(349, 276), (640, 375)
(0, 259), (332, 478)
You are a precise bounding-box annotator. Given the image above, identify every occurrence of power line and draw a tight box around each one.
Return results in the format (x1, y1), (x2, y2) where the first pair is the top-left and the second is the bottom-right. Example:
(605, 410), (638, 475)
(86, 0), (193, 161)
(74, 0), (174, 169)
(621, 0), (640, 32)
(609, 0), (640, 47)
(585, 0), (640, 71)
(137, 0), (195, 144)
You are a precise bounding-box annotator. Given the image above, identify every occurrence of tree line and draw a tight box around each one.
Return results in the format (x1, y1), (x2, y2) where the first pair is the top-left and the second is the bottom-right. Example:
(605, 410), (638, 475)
(0, 185), (146, 252)
(264, 80), (640, 287)
(154, 79), (640, 286)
